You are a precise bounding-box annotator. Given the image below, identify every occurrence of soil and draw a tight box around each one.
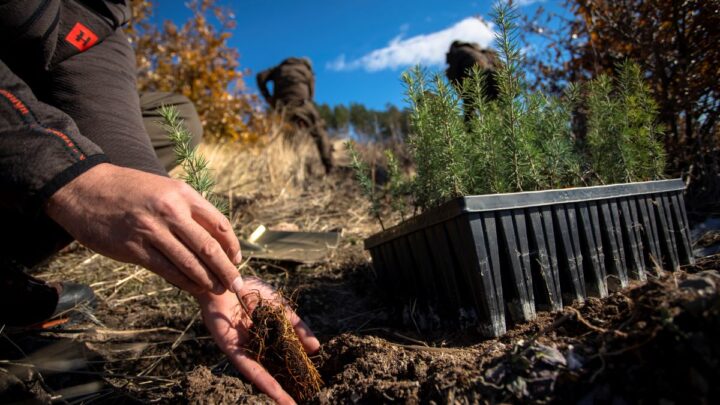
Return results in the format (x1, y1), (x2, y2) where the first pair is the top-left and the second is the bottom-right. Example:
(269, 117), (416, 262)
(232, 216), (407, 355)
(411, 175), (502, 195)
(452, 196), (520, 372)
(185, 366), (270, 404)
(1, 166), (719, 404)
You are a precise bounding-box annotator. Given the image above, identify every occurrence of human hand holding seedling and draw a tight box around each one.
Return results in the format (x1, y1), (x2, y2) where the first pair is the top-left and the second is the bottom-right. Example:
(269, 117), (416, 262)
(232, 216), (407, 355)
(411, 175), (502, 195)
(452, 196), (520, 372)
(160, 105), (322, 401)
(197, 277), (320, 405)
(46, 163), (245, 295)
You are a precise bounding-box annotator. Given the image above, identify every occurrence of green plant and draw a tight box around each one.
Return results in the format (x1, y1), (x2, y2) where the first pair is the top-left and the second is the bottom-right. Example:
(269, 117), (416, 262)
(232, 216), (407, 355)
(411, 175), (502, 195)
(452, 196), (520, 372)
(160, 105), (228, 215)
(351, 1), (666, 227)
(585, 61), (666, 184)
(346, 140), (384, 229)
(129, 0), (265, 143)
(402, 66), (470, 209)
(385, 150), (409, 221)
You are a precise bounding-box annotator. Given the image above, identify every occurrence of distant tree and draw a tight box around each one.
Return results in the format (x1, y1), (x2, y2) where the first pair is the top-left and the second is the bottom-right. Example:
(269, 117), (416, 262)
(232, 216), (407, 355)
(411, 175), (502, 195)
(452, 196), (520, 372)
(379, 104), (409, 141)
(318, 101), (410, 141)
(349, 103), (375, 138)
(127, 0), (262, 142)
(334, 104), (351, 133)
(317, 103), (335, 129)
(522, 0), (720, 205)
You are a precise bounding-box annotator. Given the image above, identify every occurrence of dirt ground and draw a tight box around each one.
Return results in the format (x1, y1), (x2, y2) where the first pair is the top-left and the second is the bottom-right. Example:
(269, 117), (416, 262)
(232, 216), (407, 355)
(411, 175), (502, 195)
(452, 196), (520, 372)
(1, 140), (719, 404)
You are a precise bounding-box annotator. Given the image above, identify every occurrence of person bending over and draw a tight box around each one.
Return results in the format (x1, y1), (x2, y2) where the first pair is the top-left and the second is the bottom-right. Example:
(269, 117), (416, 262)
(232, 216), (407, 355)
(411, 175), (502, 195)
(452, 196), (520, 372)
(0, 2), (316, 403)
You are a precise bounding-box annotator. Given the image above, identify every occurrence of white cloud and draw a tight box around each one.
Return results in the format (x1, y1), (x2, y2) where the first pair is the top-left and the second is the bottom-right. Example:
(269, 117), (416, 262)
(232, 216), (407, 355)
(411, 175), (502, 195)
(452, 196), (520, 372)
(513, 0), (546, 6)
(327, 17), (495, 72)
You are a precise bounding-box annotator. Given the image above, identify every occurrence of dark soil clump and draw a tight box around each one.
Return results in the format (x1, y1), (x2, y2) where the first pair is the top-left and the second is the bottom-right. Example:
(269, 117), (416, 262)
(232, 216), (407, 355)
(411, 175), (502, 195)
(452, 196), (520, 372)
(310, 267), (720, 404)
(184, 366), (271, 404)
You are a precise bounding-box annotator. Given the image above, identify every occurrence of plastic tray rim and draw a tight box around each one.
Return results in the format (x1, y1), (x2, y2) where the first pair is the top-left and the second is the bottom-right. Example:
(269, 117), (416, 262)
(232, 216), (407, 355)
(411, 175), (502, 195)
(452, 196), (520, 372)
(364, 178), (685, 249)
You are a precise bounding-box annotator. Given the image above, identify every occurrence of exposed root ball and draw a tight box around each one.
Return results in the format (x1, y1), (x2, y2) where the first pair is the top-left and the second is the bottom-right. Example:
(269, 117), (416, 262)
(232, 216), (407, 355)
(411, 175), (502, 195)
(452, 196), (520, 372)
(248, 297), (323, 402)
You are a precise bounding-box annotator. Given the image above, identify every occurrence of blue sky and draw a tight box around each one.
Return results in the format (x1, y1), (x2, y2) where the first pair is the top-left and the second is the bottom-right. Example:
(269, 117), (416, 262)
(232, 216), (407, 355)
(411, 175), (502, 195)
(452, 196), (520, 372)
(150, 1), (567, 110)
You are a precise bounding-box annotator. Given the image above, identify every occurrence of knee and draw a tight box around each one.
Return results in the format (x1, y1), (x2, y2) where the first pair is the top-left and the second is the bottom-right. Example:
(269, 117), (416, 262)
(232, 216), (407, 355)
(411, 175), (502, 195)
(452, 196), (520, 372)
(169, 94), (203, 147)
(141, 91), (203, 146)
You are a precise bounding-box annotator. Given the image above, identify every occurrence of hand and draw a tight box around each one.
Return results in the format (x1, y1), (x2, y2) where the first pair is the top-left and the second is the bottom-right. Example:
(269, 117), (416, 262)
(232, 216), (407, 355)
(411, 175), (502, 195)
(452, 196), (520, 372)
(46, 163), (243, 295)
(197, 277), (320, 404)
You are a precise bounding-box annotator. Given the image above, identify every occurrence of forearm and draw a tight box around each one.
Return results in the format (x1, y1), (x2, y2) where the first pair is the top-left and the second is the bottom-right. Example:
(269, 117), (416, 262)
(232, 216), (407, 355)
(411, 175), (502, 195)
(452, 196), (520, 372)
(0, 59), (107, 215)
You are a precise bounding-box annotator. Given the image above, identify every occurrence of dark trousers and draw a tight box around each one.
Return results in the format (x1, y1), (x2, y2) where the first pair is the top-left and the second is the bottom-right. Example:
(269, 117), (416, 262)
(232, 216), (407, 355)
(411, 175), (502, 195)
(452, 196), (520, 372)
(278, 100), (334, 173)
(0, 92), (203, 270)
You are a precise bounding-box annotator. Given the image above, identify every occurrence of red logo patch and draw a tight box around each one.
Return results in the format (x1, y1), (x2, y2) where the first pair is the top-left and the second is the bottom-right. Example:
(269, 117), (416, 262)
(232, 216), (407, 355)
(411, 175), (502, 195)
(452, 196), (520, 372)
(65, 22), (98, 52)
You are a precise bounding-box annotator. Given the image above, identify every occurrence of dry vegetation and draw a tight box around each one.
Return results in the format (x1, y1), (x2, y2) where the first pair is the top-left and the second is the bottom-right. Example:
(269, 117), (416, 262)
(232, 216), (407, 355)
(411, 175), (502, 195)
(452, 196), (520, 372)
(0, 128), (382, 402)
(0, 130), (718, 403)
(1, 0), (717, 402)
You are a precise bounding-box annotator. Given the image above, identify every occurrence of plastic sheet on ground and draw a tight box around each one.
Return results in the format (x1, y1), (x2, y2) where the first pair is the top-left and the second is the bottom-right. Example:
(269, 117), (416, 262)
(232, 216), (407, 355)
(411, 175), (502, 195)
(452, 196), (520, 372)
(239, 226), (341, 264)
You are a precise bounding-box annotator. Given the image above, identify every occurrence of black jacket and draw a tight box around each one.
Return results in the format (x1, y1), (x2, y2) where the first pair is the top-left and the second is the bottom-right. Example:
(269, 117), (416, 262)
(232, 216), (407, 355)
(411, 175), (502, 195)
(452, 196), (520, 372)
(256, 57), (315, 108)
(0, 0), (164, 217)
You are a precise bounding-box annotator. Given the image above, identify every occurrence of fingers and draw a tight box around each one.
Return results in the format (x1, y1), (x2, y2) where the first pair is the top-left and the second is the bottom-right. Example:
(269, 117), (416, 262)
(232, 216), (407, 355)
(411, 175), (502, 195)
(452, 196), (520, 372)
(230, 352), (296, 405)
(142, 246), (205, 295)
(191, 198), (242, 264)
(285, 307), (321, 354)
(149, 226), (225, 294)
(172, 217), (242, 292)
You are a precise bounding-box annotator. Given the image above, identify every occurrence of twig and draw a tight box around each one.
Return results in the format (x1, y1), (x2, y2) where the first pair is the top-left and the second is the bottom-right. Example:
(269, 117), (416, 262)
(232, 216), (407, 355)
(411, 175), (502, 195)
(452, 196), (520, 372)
(589, 329), (659, 360)
(4, 361), (178, 383)
(390, 331), (429, 347)
(139, 310), (201, 376)
(110, 287), (174, 305)
(515, 311), (574, 357)
(44, 326), (184, 338)
(567, 307), (628, 338)
(389, 343), (469, 354)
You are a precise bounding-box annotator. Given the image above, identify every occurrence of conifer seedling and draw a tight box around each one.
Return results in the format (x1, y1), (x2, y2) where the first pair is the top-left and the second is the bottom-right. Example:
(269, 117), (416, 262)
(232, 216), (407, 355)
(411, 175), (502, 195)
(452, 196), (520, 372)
(162, 105), (322, 400)
(353, 1), (666, 228)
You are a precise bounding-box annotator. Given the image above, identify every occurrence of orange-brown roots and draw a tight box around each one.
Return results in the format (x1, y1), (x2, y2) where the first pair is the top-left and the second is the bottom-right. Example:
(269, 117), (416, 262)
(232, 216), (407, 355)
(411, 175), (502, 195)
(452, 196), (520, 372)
(247, 296), (323, 402)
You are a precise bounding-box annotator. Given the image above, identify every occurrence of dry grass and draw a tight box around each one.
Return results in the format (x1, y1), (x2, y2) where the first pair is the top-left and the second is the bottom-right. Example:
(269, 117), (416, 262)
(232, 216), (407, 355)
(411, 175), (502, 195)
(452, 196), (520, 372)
(1, 122), (386, 402)
(199, 122), (317, 199)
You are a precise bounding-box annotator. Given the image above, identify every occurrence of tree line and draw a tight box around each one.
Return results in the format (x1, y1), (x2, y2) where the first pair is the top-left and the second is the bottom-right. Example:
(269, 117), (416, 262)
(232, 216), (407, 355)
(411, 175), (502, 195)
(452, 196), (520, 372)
(316, 103), (411, 142)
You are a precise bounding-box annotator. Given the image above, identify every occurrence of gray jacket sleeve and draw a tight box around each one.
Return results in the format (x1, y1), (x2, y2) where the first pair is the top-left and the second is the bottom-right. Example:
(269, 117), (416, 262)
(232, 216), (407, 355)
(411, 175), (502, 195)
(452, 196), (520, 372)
(0, 60), (108, 215)
(0, 0), (166, 216)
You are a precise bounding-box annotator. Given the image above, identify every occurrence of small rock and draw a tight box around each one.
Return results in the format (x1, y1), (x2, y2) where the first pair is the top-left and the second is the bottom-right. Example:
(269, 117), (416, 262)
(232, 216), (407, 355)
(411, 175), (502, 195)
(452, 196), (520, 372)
(531, 344), (566, 368)
(680, 271), (718, 293)
(566, 345), (584, 371)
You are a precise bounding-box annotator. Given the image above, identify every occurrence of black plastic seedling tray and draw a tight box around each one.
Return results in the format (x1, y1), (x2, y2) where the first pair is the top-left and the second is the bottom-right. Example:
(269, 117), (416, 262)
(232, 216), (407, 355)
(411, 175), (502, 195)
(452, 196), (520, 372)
(364, 179), (694, 337)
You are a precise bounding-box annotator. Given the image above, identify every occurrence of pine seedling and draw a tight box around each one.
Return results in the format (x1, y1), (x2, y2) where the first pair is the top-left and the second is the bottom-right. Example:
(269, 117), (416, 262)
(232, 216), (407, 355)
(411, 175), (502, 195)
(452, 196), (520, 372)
(429, 73), (470, 204)
(160, 105), (229, 215)
(403, 68), (468, 209)
(586, 73), (621, 183)
(585, 61), (665, 184)
(527, 91), (582, 189)
(463, 65), (516, 195)
(385, 150), (408, 221)
(402, 66), (438, 209)
(493, 1), (530, 191)
(346, 140), (384, 229)
(616, 60), (666, 180)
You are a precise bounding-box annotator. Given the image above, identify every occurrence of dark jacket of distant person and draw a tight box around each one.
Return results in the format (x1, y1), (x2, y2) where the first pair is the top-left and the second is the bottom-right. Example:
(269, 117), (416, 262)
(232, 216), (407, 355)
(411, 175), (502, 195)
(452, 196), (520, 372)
(256, 57), (315, 109)
(445, 40), (499, 101)
(256, 58), (333, 173)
